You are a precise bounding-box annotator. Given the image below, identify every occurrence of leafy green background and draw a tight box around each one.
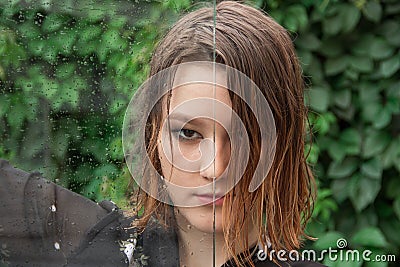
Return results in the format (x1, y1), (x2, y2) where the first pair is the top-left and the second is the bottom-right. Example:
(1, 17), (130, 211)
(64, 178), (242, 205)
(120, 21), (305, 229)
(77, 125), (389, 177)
(0, 0), (399, 266)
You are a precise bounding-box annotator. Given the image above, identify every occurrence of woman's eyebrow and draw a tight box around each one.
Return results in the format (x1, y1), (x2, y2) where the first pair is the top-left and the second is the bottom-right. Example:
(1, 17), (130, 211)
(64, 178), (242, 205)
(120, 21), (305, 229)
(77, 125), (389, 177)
(168, 112), (213, 126)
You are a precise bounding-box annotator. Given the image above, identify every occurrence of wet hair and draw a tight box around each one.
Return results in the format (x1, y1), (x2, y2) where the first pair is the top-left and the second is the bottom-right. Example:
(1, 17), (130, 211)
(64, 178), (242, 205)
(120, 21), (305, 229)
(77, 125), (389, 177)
(133, 1), (315, 266)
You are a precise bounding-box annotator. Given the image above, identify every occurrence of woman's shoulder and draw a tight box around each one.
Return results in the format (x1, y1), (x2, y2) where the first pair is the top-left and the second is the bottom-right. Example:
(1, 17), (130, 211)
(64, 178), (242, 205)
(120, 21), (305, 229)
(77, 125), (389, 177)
(138, 217), (179, 266)
(0, 159), (133, 266)
(0, 159), (180, 267)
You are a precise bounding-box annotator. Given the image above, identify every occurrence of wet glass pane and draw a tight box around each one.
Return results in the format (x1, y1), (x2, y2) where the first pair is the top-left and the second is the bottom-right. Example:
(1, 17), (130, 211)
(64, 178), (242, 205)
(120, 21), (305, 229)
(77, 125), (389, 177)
(0, 0), (215, 266)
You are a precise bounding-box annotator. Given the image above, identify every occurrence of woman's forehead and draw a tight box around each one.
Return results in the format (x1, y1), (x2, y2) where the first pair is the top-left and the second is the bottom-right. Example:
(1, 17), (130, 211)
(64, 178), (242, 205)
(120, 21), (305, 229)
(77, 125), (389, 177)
(172, 62), (227, 88)
(170, 62), (231, 110)
(169, 83), (232, 110)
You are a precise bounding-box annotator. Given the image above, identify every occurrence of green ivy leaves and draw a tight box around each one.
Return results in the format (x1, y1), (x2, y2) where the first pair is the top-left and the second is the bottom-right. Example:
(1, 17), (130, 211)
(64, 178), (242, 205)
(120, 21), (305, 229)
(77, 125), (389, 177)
(274, 0), (400, 262)
(0, 0), (180, 209)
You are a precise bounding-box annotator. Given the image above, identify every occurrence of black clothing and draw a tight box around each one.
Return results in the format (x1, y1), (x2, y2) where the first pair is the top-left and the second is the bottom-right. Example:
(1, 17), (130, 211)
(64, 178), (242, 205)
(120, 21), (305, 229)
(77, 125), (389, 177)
(0, 159), (134, 266)
(0, 159), (325, 267)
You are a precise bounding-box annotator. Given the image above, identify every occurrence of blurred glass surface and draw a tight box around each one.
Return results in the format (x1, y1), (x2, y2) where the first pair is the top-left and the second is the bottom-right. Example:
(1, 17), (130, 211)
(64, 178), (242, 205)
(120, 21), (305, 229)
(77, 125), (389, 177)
(0, 0), (216, 266)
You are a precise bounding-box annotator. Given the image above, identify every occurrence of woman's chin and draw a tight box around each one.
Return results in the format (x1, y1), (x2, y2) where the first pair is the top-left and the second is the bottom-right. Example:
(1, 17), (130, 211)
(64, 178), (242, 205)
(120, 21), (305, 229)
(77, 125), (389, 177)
(175, 205), (224, 234)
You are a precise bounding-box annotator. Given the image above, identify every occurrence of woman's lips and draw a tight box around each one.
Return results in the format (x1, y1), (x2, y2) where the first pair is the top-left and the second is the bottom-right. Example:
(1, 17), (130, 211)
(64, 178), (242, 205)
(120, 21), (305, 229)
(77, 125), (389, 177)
(196, 194), (225, 206)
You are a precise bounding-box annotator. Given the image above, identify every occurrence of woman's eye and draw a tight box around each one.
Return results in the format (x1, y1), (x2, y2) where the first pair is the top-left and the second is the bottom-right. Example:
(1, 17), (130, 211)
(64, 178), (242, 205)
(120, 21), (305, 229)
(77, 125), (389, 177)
(178, 129), (202, 140)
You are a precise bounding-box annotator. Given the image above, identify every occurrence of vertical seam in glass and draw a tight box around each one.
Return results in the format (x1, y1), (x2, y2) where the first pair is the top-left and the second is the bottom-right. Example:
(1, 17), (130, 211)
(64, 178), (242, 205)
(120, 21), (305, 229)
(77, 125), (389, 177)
(212, 0), (217, 267)
(212, 1), (217, 267)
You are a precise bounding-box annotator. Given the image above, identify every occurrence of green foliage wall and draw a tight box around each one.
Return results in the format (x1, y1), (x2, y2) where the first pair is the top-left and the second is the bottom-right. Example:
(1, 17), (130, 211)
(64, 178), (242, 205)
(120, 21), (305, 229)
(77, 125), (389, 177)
(1, 0), (399, 266)
(0, 0), (183, 207)
(250, 0), (400, 266)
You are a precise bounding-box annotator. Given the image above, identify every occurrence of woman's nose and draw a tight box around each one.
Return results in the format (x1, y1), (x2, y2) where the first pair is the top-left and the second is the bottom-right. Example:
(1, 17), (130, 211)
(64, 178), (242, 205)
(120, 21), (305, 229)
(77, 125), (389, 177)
(199, 136), (230, 180)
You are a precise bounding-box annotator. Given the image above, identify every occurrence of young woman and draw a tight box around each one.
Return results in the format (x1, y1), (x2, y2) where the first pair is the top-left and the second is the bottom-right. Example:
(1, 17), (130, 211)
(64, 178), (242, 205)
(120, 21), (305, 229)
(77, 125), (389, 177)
(123, 1), (322, 266)
(0, 1), (324, 267)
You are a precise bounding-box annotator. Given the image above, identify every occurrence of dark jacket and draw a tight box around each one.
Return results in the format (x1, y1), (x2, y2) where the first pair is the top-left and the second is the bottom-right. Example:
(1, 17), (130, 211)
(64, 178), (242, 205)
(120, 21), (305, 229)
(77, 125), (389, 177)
(0, 159), (325, 267)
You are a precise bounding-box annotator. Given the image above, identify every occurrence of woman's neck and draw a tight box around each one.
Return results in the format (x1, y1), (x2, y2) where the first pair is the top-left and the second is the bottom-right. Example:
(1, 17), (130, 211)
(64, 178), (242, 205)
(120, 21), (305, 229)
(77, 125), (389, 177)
(175, 212), (228, 267)
(174, 210), (259, 267)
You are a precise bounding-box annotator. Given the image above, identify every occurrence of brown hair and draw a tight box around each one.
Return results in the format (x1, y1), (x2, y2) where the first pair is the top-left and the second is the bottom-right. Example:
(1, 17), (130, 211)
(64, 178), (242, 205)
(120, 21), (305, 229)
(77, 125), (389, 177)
(132, 1), (315, 266)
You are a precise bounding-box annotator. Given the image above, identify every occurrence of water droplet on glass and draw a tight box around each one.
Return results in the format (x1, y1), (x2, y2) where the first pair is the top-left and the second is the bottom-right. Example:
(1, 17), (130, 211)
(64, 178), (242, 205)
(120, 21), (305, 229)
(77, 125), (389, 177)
(50, 204), (57, 212)
(54, 242), (60, 250)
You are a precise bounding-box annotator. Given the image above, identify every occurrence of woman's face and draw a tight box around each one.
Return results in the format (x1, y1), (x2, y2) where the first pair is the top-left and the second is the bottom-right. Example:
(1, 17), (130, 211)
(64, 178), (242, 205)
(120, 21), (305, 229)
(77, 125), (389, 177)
(157, 64), (231, 233)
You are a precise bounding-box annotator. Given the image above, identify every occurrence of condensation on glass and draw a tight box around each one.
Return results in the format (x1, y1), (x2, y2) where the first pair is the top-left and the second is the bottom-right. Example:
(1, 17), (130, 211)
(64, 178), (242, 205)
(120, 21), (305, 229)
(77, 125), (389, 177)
(0, 0), (218, 266)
